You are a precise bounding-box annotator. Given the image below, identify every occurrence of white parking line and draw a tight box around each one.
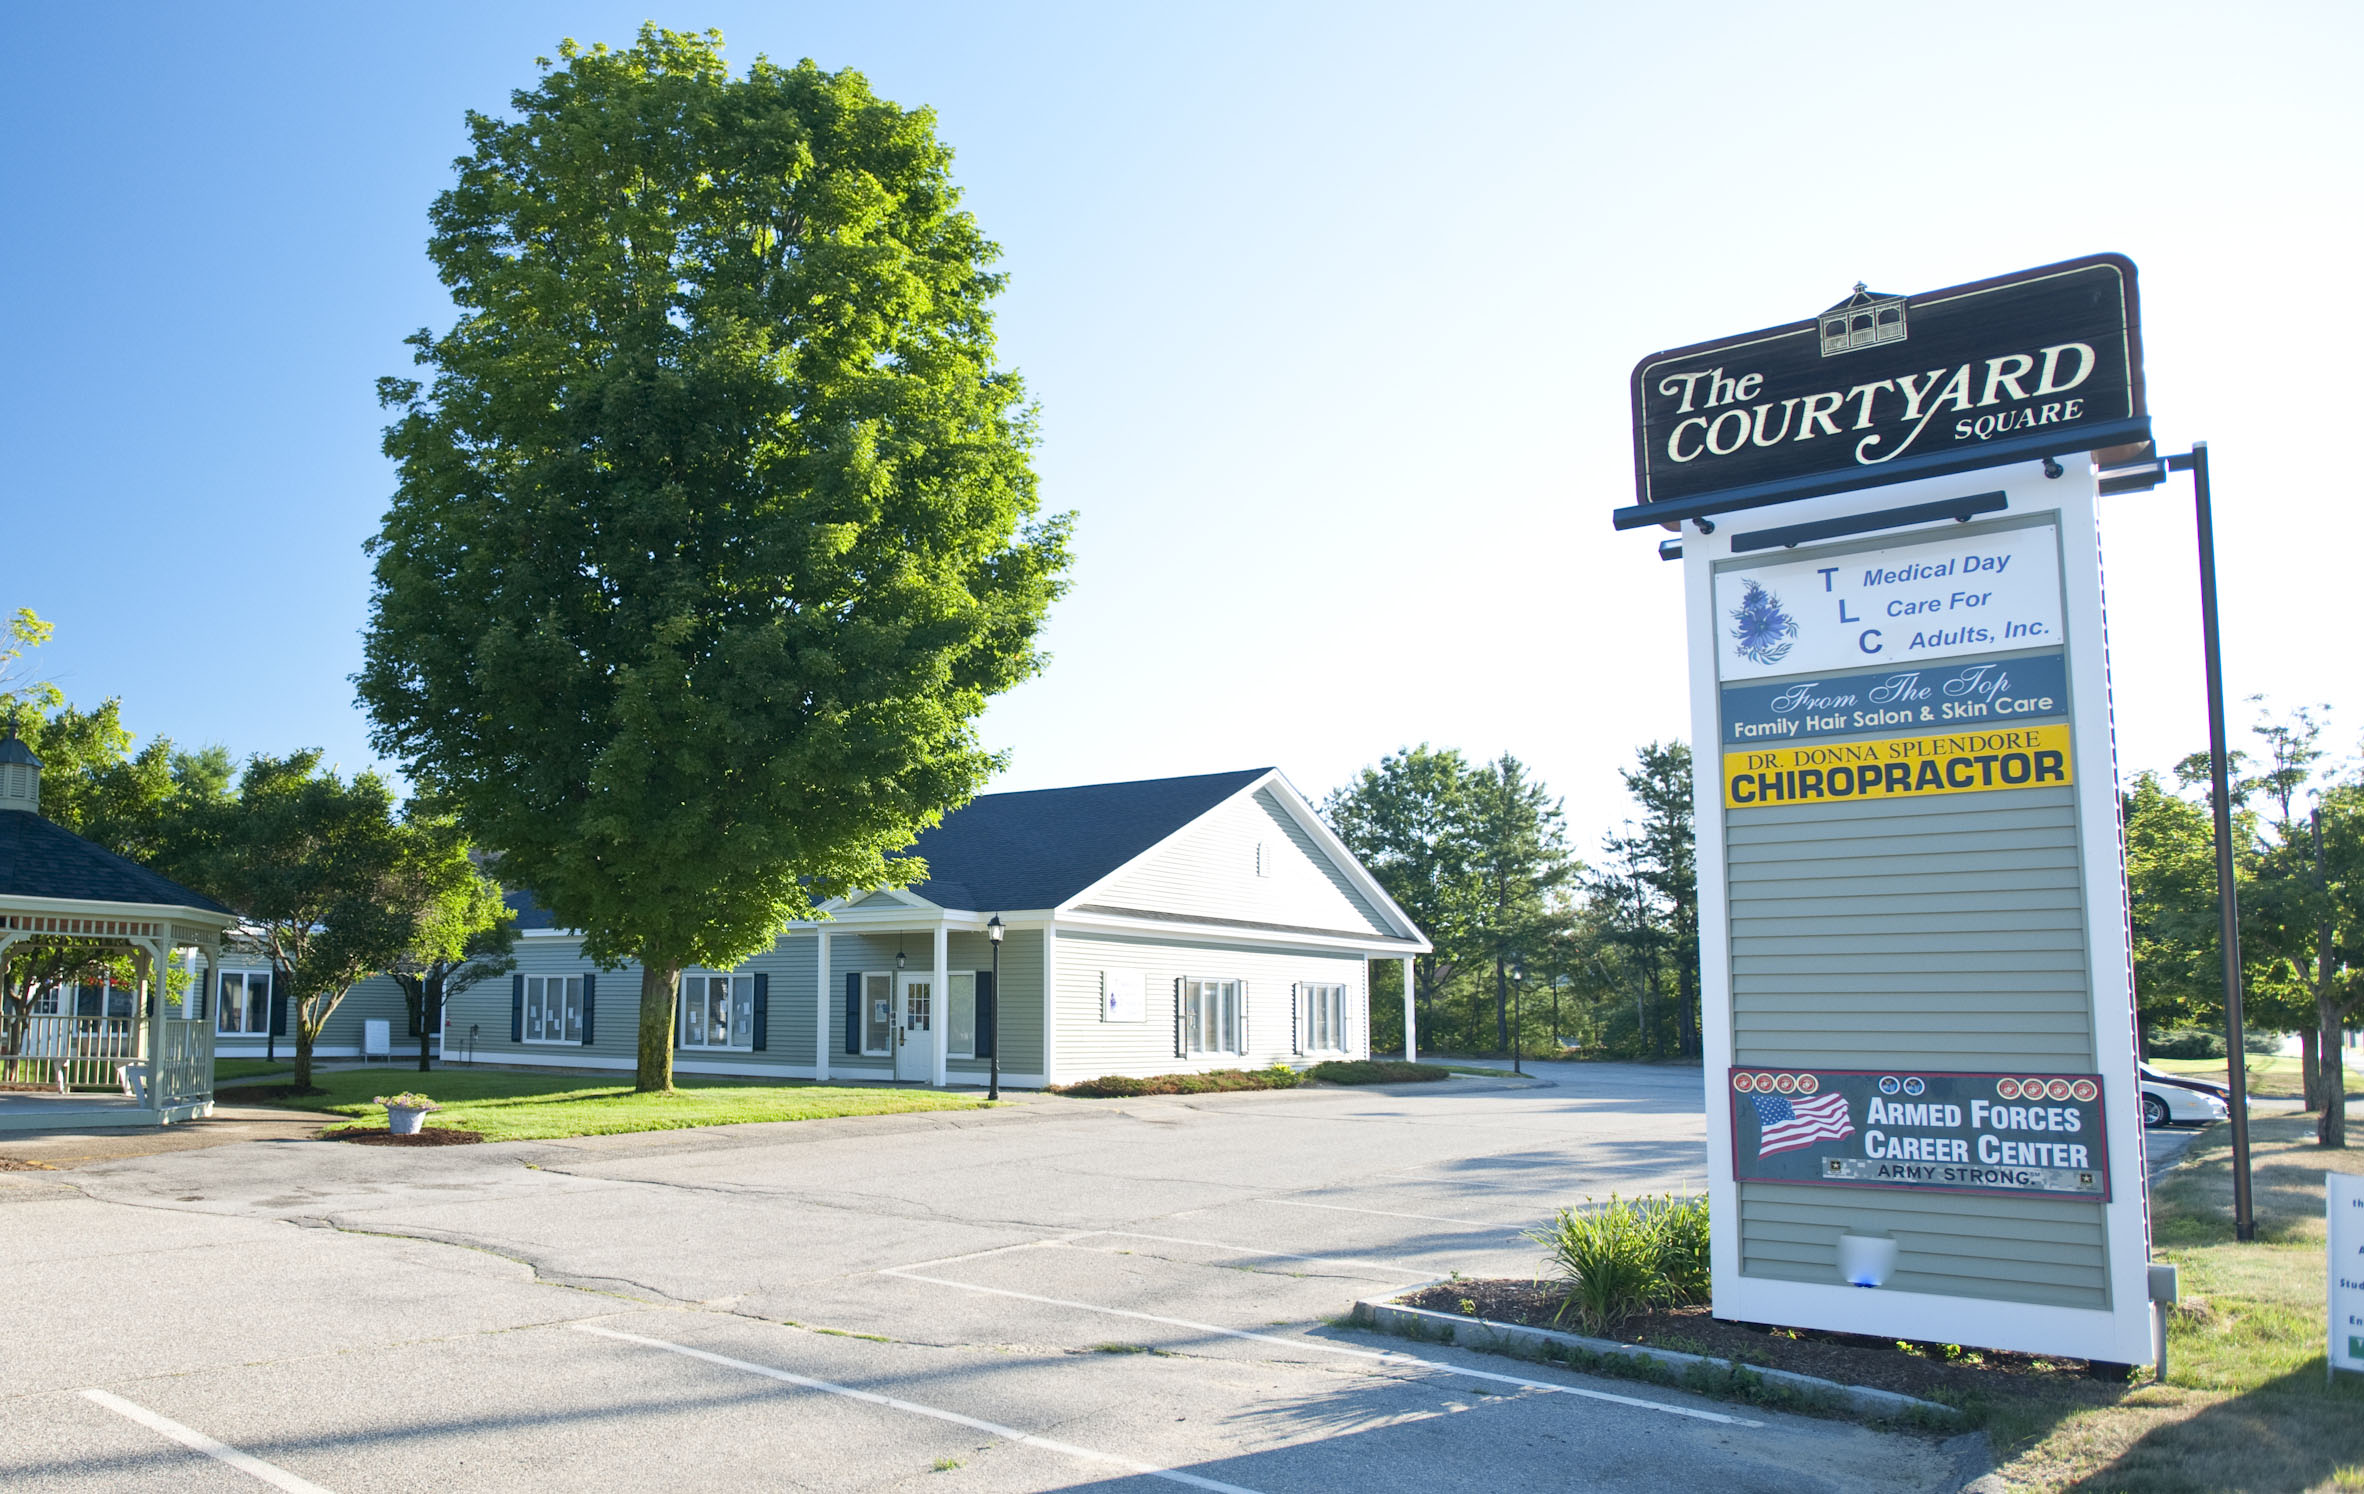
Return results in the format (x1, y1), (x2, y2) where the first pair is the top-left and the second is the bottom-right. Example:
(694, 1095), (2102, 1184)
(1076, 1230), (1436, 1278)
(1262, 1198), (1529, 1229)
(874, 1269), (1761, 1427)
(80, 1389), (335, 1493)
(573, 1324), (1269, 1494)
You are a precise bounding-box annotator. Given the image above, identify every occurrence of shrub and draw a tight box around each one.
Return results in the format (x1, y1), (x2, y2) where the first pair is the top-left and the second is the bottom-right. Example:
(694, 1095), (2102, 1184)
(1529, 1197), (1660, 1333)
(1650, 1193), (1711, 1307)
(1050, 1067), (1305, 1099)
(1527, 1193), (1711, 1333)
(2147, 1028), (2224, 1060)
(1308, 1060), (1451, 1085)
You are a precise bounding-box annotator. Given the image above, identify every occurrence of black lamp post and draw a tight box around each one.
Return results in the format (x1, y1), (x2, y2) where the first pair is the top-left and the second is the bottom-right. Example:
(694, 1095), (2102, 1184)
(986, 916), (1004, 1101)
(894, 948), (907, 1072)
(1509, 960), (1526, 1076)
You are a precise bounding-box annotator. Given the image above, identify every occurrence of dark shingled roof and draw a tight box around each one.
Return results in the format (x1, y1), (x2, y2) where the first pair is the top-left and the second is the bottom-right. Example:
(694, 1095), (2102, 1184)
(497, 768), (1277, 926)
(0, 810), (232, 913)
(892, 768), (1271, 911)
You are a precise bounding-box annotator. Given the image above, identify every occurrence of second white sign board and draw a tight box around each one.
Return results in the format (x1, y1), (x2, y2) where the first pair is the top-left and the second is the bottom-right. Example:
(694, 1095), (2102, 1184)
(1714, 523), (2062, 681)
(2334, 1171), (2364, 1379)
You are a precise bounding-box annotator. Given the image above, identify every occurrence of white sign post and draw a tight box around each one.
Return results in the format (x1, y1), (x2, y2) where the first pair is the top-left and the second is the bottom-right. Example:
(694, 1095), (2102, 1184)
(2333, 1171), (2364, 1383)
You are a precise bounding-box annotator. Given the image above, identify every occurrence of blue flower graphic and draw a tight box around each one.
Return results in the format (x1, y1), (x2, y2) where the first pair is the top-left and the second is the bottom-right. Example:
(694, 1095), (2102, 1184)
(1730, 579), (1799, 665)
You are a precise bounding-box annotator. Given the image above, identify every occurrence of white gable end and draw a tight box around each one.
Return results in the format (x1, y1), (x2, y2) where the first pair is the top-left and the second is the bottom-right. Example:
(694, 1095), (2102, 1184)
(1078, 785), (1394, 937)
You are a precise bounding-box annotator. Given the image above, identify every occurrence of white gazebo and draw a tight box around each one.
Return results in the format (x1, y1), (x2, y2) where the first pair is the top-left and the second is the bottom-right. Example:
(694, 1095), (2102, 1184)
(0, 731), (238, 1131)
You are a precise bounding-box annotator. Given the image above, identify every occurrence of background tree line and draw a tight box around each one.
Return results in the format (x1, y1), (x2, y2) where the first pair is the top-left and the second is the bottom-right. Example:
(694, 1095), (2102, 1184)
(1324, 740), (1701, 1062)
(2126, 702), (2360, 1147)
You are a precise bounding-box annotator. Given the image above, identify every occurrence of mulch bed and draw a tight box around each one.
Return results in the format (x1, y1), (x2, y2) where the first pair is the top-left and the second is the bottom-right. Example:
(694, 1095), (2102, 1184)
(324, 1126), (484, 1147)
(1399, 1278), (2112, 1404)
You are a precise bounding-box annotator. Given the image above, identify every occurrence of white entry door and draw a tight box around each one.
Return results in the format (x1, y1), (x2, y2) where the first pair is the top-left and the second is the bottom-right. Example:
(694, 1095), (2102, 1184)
(895, 974), (934, 1082)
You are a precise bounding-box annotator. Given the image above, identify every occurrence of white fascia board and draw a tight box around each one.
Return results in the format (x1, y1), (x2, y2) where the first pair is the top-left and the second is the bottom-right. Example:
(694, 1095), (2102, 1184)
(1256, 770), (1432, 951)
(1, 893), (240, 929)
(1057, 768), (1432, 952)
(1055, 905), (1423, 957)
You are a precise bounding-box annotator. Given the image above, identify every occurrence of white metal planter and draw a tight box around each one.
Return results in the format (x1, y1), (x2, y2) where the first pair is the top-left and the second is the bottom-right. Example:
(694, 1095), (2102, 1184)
(387, 1105), (430, 1136)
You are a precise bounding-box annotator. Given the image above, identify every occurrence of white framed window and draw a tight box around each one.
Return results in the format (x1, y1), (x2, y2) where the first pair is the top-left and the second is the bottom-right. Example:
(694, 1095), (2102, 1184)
(682, 974), (754, 1050)
(523, 975), (583, 1044)
(862, 972), (893, 1056)
(217, 972), (271, 1034)
(1301, 982), (1348, 1054)
(948, 972), (977, 1058)
(1183, 978), (1243, 1056)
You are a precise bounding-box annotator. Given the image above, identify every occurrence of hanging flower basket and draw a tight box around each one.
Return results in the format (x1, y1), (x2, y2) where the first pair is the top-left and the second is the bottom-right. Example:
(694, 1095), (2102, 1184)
(375, 1092), (441, 1136)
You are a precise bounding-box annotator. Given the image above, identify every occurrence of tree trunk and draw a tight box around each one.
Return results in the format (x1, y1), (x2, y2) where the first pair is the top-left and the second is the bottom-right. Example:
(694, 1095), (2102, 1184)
(2300, 1026), (2322, 1112)
(418, 973), (438, 1074)
(636, 960), (679, 1092)
(293, 1013), (315, 1089)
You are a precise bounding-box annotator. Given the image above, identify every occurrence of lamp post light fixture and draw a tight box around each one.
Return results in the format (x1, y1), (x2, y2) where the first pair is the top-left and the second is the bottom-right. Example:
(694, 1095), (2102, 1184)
(1509, 960), (1526, 1076)
(986, 916), (1004, 1101)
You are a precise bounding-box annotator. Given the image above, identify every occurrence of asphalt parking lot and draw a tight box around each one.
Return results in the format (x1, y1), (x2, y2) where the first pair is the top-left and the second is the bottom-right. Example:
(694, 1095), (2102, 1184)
(3, 1065), (1980, 1492)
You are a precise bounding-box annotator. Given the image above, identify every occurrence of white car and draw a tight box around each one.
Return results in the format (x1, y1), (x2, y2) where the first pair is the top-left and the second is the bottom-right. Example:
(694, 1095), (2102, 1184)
(2138, 1064), (2232, 1128)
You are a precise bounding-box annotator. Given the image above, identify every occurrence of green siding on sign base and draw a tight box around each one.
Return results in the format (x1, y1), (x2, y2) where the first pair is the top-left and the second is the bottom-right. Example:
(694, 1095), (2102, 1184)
(1726, 783), (2111, 1312)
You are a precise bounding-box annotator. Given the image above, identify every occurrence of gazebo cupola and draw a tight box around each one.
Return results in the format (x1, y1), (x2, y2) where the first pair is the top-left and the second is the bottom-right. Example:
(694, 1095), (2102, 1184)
(0, 730), (37, 814)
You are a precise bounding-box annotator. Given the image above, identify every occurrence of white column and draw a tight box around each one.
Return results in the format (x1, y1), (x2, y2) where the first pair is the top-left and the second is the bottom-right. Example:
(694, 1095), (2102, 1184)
(931, 922), (950, 1087)
(815, 929), (832, 1082)
(1401, 957), (1417, 1062)
(1041, 922), (1059, 1086)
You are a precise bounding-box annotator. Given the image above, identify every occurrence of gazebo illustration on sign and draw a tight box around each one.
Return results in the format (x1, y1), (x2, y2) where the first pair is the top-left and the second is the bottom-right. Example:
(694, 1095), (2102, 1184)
(1818, 283), (1908, 356)
(0, 729), (238, 1131)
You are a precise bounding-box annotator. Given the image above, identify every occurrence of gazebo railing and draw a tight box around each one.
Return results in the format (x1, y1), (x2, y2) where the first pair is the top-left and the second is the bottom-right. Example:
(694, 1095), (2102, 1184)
(154, 1016), (213, 1107)
(1, 1013), (138, 1090)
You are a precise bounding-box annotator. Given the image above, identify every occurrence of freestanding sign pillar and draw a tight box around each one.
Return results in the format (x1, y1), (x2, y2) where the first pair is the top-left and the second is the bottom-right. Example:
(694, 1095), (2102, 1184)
(1619, 255), (2158, 1365)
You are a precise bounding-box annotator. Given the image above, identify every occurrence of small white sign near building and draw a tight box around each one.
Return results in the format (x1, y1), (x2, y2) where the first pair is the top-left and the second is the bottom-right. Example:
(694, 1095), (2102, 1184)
(1101, 969), (1145, 1023)
(2333, 1171), (2364, 1380)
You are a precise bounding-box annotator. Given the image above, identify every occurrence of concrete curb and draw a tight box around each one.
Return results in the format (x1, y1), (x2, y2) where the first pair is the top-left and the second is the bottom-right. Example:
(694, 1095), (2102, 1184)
(1350, 1293), (1963, 1423)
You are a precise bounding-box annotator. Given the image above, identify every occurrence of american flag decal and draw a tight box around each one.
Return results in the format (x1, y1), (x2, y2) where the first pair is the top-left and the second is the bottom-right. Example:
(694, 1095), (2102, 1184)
(1750, 1090), (1854, 1157)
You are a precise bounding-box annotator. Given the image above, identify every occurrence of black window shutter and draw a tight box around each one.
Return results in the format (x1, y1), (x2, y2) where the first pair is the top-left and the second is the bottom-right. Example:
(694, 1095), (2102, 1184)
(268, 973), (288, 1036)
(198, 971), (210, 1022)
(751, 973), (769, 1051)
(845, 971), (862, 1055)
(511, 974), (525, 1042)
(1174, 978), (1185, 1058)
(581, 974), (597, 1045)
(974, 971), (994, 1059)
(1291, 983), (1301, 1055)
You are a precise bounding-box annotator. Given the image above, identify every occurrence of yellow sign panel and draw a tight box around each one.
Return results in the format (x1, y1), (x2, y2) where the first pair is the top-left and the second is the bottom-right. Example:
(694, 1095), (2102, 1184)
(1723, 724), (2072, 809)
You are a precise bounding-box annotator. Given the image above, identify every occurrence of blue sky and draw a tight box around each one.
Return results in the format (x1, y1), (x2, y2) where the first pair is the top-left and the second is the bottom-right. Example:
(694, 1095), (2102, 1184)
(5, 2), (2358, 844)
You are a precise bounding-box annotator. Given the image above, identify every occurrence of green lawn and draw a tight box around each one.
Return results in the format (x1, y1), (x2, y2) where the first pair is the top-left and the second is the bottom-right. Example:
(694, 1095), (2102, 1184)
(2147, 1053), (2346, 1102)
(1979, 1108), (2364, 1492)
(224, 1067), (993, 1143)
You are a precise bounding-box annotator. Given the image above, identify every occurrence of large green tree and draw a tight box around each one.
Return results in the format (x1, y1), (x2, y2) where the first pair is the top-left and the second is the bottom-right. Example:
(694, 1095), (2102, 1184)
(358, 29), (1069, 1090)
(1322, 745), (1486, 1052)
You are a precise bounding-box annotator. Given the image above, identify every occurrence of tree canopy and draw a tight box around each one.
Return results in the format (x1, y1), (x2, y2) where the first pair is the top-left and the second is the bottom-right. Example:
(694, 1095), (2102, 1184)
(357, 28), (1070, 1089)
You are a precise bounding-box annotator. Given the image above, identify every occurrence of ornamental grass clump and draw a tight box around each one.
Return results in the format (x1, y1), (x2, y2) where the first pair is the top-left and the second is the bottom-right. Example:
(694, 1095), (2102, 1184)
(1528, 1193), (1711, 1334)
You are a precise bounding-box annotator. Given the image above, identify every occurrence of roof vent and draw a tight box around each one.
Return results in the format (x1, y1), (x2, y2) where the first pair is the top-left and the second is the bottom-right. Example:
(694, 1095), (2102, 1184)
(0, 725), (40, 814)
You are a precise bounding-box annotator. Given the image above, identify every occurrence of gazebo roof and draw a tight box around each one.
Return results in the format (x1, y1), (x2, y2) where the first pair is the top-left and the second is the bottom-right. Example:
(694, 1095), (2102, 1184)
(0, 811), (231, 915)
